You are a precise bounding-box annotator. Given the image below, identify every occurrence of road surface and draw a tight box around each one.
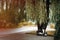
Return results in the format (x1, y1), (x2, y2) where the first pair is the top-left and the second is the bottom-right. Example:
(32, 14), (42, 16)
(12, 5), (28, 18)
(0, 33), (54, 40)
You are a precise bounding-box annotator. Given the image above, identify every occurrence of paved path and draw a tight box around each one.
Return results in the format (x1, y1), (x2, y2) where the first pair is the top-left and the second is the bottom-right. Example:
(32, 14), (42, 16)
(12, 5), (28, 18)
(0, 33), (54, 40)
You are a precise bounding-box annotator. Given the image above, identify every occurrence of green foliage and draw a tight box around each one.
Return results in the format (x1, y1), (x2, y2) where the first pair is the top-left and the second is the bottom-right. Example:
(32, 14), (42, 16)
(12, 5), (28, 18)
(52, 0), (60, 40)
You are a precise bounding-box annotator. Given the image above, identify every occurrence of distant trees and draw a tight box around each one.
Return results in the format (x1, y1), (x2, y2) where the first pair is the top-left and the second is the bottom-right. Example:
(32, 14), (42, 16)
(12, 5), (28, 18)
(0, 0), (52, 28)
(26, 0), (47, 24)
(0, 0), (26, 28)
(26, 0), (35, 21)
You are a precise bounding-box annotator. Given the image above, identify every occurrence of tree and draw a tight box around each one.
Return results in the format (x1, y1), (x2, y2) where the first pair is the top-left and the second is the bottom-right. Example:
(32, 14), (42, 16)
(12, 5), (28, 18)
(51, 0), (60, 40)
